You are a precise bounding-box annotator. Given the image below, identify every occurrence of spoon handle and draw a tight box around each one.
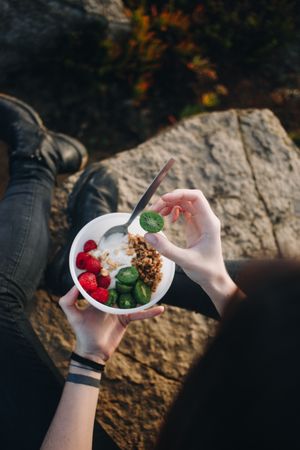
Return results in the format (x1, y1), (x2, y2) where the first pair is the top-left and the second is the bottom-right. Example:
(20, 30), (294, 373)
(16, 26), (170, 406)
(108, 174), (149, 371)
(127, 158), (175, 227)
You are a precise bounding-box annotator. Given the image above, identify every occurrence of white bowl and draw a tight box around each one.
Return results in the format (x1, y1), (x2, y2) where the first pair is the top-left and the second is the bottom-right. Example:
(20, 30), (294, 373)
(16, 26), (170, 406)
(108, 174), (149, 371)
(69, 212), (175, 315)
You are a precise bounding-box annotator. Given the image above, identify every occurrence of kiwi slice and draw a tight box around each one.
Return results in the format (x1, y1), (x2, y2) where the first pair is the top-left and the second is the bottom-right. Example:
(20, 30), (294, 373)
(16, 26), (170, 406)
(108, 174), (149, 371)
(118, 293), (136, 309)
(139, 211), (164, 233)
(133, 279), (151, 305)
(107, 289), (118, 306)
(116, 266), (139, 285)
(116, 281), (132, 293)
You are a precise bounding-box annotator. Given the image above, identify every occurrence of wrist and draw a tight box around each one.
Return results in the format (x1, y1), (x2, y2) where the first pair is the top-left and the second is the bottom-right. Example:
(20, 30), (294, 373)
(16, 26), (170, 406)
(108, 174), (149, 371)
(203, 270), (237, 315)
(69, 362), (102, 380)
(74, 345), (107, 366)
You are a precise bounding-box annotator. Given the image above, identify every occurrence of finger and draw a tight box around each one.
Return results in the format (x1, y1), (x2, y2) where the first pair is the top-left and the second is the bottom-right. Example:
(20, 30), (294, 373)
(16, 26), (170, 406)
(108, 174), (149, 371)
(162, 189), (211, 211)
(144, 233), (188, 266)
(156, 199), (196, 216)
(162, 189), (217, 230)
(149, 197), (175, 217)
(150, 198), (167, 212)
(180, 200), (196, 215)
(59, 286), (79, 311)
(171, 206), (181, 222)
(162, 202), (194, 223)
(184, 210), (192, 222)
(151, 197), (194, 217)
(160, 206), (172, 216)
(162, 189), (209, 207)
(127, 305), (164, 322)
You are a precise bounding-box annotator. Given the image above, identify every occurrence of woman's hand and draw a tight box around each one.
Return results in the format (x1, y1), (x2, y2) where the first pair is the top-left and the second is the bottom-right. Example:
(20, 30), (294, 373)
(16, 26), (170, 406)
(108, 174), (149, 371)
(60, 287), (164, 364)
(145, 189), (237, 314)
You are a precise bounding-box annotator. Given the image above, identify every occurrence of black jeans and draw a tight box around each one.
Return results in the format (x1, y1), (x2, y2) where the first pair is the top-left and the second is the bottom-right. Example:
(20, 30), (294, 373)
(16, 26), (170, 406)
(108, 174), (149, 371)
(0, 166), (119, 450)
(0, 163), (245, 449)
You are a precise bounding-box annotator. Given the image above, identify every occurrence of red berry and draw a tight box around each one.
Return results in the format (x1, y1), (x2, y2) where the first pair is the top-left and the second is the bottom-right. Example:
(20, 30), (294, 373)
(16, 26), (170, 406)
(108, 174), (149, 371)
(98, 274), (111, 289)
(78, 272), (98, 293)
(85, 257), (102, 274)
(90, 287), (109, 303)
(76, 252), (90, 270)
(83, 240), (97, 252)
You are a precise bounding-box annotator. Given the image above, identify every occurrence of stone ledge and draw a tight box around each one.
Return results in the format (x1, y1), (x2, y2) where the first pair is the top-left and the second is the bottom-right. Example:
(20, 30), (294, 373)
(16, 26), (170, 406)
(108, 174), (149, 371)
(30, 108), (300, 449)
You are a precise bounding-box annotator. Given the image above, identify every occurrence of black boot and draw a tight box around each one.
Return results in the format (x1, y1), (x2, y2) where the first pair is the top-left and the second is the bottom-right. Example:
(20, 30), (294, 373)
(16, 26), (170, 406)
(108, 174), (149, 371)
(46, 163), (119, 296)
(0, 93), (88, 177)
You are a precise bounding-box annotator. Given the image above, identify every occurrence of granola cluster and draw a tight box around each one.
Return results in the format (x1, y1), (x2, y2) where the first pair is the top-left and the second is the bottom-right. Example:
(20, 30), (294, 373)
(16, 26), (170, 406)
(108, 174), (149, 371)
(128, 234), (163, 292)
(100, 250), (119, 270)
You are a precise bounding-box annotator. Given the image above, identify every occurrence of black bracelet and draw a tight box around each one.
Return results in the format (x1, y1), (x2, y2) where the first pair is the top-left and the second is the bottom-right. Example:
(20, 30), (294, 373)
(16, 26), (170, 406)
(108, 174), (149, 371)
(71, 352), (105, 373)
(70, 362), (96, 371)
(66, 373), (100, 388)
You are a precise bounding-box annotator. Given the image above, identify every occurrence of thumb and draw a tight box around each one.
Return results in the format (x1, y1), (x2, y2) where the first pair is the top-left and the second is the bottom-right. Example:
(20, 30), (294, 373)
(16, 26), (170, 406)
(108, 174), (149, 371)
(144, 233), (187, 266)
(59, 286), (79, 311)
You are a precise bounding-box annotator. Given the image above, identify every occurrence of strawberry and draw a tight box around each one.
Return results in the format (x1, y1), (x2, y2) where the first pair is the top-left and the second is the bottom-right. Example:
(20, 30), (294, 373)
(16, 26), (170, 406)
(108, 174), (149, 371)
(83, 240), (97, 252)
(76, 252), (90, 270)
(90, 287), (109, 303)
(85, 256), (102, 274)
(98, 274), (111, 289)
(78, 272), (98, 293)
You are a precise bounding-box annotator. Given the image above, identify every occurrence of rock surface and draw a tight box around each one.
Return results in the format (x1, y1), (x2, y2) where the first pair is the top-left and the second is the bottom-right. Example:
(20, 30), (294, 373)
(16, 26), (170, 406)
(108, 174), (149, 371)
(28, 109), (300, 449)
(0, 0), (129, 79)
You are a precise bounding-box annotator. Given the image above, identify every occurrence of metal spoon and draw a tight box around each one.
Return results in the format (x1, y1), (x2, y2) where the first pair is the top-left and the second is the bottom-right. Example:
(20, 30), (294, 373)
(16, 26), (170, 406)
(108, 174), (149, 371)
(99, 158), (175, 248)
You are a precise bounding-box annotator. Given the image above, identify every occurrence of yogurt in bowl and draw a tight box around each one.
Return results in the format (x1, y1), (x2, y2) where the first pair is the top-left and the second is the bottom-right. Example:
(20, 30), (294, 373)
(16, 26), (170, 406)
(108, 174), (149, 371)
(90, 233), (134, 289)
(69, 213), (175, 315)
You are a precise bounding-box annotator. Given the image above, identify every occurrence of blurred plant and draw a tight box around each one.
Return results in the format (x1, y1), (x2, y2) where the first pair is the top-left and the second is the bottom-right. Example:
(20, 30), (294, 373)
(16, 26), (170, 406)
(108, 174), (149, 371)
(51, 0), (299, 140)
(99, 4), (220, 118)
(126, 0), (299, 74)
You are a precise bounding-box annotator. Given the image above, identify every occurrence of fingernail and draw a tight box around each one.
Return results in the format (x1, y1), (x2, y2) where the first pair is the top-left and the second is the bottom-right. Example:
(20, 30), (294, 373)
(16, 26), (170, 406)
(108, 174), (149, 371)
(145, 233), (157, 245)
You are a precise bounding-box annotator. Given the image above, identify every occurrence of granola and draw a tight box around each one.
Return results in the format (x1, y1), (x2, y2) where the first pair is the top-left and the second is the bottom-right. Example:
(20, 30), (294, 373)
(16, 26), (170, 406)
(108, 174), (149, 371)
(128, 233), (163, 292)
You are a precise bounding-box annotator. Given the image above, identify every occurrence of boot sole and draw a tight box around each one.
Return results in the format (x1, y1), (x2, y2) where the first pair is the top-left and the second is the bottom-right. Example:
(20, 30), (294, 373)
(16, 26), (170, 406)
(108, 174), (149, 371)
(0, 93), (45, 130)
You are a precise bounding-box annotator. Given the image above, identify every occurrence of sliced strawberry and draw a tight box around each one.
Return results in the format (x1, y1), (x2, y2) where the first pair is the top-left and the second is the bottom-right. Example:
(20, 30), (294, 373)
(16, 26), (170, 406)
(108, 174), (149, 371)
(83, 240), (97, 252)
(90, 287), (109, 303)
(78, 272), (97, 293)
(85, 257), (102, 274)
(98, 274), (111, 289)
(76, 252), (90, 270)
